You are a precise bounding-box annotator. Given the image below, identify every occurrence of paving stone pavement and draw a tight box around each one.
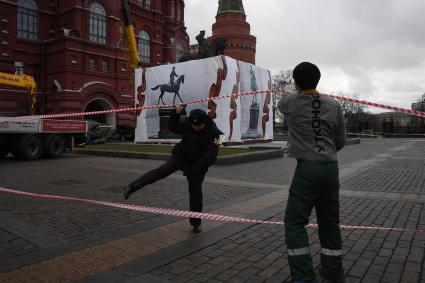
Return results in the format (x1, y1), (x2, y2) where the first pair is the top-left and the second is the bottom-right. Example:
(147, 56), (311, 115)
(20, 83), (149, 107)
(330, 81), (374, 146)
(0, 138), (425, 282)
(147, 199), (425, 283)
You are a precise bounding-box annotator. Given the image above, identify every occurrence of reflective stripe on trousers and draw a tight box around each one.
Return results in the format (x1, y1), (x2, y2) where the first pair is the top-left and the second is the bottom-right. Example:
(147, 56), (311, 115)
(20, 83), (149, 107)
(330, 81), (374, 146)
(288, 246), (311, 256)
(321, 248), (343, 256)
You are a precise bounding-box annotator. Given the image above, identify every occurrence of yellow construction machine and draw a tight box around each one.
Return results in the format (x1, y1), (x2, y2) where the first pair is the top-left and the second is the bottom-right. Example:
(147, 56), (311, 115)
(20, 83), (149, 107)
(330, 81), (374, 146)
(120, 0), (141, 70)
(0, 72), (37, 114)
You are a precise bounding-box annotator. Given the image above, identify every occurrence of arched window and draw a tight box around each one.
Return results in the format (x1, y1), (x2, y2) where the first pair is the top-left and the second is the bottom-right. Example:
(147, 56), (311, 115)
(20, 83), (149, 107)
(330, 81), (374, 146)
(175, 42), (185, 62)
(89, 2), (107, 44)
(17, 0), (38, 40)
(138, 31), (151, 64)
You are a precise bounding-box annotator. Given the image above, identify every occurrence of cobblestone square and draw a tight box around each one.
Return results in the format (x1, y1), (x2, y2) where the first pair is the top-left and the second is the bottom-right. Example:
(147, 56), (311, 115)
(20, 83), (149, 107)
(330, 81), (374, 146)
(1, 139), (425, 282)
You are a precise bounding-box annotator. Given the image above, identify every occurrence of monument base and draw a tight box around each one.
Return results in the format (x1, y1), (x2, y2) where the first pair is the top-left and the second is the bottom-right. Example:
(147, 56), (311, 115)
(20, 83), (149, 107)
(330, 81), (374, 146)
(242, 128), (261, 140)
(157, 107), (186, 139)
(242, 102), (261, 140)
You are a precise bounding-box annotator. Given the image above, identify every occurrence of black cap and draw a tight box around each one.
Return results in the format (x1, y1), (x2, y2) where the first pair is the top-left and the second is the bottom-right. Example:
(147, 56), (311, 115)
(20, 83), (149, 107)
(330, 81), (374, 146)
(189, 109), (207, 125)
(293, 62), (321, 90)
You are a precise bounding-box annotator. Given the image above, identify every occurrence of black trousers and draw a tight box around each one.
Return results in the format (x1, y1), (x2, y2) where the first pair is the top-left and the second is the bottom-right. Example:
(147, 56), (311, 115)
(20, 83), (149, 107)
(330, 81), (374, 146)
(128, 155), (206, 227)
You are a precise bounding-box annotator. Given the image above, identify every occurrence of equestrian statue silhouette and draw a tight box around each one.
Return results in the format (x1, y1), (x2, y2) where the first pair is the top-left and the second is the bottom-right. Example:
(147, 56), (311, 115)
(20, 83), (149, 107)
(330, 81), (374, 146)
(151, 75), (185, 105)
(178, 38), (227, 63)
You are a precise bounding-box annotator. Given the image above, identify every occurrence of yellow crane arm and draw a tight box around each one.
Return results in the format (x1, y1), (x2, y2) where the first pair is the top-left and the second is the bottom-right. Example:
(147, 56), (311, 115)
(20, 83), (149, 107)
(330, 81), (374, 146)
(123, 25), (140, 69)
(121, 0), (140, 70)
(0, 72), (37, 114)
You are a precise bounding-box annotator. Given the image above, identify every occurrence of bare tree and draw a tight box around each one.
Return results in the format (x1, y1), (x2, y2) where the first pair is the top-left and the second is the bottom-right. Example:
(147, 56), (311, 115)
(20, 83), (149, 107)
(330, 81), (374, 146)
(272, 70), (294, 123)
(411, 93), (425, 133)
(412, 93), (425, 111)
(337, 92), (366, 115)
(336, 92), (367, 132)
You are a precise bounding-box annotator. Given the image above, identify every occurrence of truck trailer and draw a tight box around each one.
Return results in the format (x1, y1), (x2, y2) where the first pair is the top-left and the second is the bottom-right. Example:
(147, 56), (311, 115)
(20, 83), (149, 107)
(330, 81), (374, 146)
(0, 118), (87, 160)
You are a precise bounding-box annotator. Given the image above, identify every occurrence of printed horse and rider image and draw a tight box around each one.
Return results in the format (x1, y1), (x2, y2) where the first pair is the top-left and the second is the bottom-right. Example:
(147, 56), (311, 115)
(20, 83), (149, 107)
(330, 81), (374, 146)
(134, 56), (274, 143)
(151, 67), (186, 105)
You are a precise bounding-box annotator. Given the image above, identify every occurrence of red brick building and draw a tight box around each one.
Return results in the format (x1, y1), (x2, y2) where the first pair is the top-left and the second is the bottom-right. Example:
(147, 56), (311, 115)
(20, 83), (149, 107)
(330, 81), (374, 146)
(209, 0), (256, 64)
(0, 0), (189, 127)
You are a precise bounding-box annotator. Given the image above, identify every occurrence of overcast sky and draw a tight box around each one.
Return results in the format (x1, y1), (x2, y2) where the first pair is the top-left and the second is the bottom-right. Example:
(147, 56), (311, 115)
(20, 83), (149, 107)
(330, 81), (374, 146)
(185, 0), (425, 112)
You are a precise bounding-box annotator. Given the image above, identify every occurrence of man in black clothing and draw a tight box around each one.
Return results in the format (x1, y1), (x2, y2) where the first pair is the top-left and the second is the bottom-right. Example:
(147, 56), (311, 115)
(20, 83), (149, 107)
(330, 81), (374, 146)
(124, 105), (223, 233)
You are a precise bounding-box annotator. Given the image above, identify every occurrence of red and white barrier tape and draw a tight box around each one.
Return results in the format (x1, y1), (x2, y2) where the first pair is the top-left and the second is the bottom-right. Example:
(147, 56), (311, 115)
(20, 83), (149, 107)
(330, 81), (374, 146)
(0, 187), (281, 225)
(1, 89), (425, 122)
(325, 93), (425, 118)
(1, 187), (424, 233)
(1, 89), (274, 121)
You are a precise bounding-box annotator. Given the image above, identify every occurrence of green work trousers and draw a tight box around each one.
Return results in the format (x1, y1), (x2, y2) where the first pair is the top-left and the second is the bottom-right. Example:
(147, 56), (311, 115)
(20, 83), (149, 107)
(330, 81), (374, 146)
(284, 159), (344, 281)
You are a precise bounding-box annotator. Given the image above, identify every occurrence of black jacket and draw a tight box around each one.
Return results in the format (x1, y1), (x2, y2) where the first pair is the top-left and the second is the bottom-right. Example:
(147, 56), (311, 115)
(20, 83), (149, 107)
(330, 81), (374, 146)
(169, 109), (223, 174)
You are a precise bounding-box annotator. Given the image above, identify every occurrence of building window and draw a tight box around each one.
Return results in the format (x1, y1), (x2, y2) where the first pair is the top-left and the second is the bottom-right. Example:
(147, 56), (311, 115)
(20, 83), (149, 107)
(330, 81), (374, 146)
(176, 1), (181, 21)
(17, 0), (38, 41)
(137, 0), (152, 9)
(89, 58), (96, 70)
(89, 2), (107, 45)
(138, 30), (151, 64)
(14, 61), (24, 75)
(145, 0), (151, 9)
(175, 43), (184, 62)
(102, 60), (109, 72)
(170, 0), (175, 18)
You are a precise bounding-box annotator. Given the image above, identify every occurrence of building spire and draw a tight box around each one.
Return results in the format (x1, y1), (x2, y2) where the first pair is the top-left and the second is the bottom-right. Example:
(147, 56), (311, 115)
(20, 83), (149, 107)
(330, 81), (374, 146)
(217, 0), (245, 14)
(212, 0), (256, 64)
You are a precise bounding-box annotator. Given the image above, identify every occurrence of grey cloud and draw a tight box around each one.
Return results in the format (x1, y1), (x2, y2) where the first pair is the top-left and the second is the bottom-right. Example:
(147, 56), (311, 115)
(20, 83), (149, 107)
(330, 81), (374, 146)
(185, 0), (425, 108)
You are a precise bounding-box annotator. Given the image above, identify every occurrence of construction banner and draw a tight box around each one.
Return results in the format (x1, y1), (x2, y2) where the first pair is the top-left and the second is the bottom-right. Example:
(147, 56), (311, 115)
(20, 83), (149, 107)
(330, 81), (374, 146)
(134, 56), (273, 142)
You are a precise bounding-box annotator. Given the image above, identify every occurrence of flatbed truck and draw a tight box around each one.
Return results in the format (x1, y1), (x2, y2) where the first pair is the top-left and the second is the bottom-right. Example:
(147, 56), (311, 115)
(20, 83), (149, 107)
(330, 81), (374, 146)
(0, 118), (87, 160)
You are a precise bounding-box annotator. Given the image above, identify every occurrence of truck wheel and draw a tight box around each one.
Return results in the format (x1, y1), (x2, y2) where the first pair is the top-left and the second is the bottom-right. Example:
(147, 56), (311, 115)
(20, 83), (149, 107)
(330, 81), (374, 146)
(17, 134), (43, 160)
(46, 134), (65, 158)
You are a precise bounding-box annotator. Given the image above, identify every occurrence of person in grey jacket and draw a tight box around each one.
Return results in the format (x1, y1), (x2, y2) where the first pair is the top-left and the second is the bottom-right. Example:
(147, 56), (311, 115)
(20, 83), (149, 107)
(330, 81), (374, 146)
(278, 62), (346, 283)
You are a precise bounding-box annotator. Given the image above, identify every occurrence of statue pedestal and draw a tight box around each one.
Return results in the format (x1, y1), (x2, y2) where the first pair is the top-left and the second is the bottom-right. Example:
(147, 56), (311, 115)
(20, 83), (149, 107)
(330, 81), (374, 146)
(242, 102), (261, 140)
(158, 107), (186, 139)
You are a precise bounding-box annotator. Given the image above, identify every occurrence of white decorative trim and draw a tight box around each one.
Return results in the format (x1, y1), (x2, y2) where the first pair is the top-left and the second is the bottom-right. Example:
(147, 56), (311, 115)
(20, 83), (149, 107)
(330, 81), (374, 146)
(82, 81), (109, 89)
(53, 80), (111, 93)
(53, 80), (63, 91)
(66, 47), (127, 60)
(109, 15), (121, 21)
